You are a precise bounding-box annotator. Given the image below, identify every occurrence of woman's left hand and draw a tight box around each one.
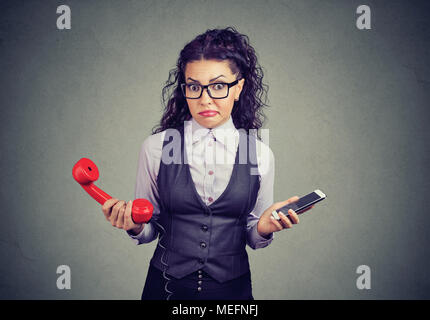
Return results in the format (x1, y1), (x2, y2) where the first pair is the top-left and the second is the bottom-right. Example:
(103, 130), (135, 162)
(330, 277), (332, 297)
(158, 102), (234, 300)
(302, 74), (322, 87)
(257, 196), (314, 237)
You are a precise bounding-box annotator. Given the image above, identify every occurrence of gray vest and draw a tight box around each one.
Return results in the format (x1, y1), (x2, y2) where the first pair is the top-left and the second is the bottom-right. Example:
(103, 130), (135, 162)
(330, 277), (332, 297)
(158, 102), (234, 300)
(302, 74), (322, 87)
(150, 125), (260, 283)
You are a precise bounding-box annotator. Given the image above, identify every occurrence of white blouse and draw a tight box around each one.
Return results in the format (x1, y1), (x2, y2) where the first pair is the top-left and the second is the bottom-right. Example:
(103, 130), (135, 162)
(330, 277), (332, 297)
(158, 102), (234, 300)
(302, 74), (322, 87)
(128, 116), (275, 249)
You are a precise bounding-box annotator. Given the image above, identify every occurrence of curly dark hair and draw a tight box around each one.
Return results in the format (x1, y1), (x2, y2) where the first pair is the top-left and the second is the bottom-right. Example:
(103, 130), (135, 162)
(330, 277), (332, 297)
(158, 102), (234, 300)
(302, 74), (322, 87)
(152, 26), (269, 138)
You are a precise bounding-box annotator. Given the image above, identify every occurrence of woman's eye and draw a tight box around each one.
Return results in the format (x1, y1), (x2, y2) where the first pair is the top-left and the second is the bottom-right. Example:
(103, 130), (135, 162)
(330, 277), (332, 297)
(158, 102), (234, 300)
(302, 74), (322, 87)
(212, 83), (225, 90)
(188, 84), (200, 92)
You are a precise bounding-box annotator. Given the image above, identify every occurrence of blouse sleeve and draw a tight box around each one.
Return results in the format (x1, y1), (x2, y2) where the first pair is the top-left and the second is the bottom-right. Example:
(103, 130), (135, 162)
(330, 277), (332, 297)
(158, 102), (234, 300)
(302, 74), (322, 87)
(126, 132), (164, 245)
(246, 141), (275, 249)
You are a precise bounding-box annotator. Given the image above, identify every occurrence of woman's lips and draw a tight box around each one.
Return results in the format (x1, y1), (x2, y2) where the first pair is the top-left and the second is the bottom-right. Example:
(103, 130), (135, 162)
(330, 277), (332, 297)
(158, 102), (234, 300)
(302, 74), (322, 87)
(199, 111), (218, 117)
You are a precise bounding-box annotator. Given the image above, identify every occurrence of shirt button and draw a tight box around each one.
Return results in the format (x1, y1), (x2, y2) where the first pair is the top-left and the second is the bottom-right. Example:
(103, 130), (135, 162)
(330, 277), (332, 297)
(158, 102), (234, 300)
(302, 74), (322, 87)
(208, 197), (213, 202)
(200, 242), (207, 248)
(208, 170), (214, 175)
(201, 225), (208, 232)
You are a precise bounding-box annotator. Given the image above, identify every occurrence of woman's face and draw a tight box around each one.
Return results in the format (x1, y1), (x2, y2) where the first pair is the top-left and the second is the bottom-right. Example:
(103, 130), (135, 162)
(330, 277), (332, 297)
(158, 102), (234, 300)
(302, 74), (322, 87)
(184, 59), (245, 129)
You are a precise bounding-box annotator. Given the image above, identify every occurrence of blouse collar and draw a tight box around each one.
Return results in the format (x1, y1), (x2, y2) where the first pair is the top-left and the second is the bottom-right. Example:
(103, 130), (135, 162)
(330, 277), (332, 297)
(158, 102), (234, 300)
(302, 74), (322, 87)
(185, 116), (239, 154)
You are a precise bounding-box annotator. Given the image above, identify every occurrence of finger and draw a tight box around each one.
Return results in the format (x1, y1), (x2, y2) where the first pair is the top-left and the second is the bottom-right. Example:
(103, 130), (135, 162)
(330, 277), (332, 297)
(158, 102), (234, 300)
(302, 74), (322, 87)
(270, 216), (284, 231)
(102, 198), (119, 220)
(300, 204), (315, 214)
(124, 200), (134, 228)
(116, 205), (126, 229)
(279, 211), (293, 228)
(110, 200), (125, 226)
(287, 209), (299, 224)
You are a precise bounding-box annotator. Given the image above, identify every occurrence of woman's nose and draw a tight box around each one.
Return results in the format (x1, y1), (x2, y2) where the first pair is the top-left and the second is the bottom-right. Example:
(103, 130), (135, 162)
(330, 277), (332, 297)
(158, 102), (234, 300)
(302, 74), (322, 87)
(200, 87), (213, 103)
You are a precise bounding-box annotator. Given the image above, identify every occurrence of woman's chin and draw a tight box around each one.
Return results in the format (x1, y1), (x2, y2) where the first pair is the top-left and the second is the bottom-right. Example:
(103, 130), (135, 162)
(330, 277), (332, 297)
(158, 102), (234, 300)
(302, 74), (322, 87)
(196, 115), (224, 128)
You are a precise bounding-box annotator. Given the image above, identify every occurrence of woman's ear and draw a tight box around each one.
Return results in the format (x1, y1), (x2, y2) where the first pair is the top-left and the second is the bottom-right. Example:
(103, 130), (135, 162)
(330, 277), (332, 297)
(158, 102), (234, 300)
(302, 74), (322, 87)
(235, 78), (245, 100)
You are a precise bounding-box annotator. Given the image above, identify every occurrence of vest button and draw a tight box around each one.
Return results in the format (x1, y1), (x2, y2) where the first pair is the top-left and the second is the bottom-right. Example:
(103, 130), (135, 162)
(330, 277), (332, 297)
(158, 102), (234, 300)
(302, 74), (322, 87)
(201, 225), (208, 232)
(200, 242), (207, 248)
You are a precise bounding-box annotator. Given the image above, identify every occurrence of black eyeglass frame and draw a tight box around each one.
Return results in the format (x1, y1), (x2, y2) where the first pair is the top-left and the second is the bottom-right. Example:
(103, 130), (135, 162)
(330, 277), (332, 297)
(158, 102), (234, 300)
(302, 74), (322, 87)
(180, 78), (242, 99)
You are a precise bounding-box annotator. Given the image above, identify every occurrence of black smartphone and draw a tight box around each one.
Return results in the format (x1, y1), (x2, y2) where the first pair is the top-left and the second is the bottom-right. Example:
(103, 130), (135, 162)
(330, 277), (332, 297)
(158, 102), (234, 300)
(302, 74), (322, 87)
(272, 189), (326, 220)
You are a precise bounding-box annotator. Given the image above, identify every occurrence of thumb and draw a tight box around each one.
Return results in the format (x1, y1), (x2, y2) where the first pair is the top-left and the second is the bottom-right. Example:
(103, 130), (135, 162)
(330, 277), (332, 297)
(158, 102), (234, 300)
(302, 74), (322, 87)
(274, 196), (299, 211)
(286, 196), (300, 204)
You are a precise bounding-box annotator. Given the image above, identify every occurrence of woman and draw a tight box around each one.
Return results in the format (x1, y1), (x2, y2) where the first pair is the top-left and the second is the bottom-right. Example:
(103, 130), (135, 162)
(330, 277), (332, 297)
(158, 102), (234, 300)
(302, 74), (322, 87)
(102, 27), (312, 300)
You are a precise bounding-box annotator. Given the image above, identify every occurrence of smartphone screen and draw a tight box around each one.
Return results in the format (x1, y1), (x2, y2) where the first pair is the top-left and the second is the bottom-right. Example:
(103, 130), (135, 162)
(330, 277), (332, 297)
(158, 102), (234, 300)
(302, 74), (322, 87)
(276, 189), (326, 217)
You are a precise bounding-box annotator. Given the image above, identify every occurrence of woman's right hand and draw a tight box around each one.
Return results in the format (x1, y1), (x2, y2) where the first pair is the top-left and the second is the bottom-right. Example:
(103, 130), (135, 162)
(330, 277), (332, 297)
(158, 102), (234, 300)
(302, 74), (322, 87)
(102, 198), (144, 235)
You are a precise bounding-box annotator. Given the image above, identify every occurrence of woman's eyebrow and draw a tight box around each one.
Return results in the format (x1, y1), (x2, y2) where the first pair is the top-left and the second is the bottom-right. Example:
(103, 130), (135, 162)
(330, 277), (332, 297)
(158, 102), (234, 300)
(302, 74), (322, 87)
(186, 75), (226, 83)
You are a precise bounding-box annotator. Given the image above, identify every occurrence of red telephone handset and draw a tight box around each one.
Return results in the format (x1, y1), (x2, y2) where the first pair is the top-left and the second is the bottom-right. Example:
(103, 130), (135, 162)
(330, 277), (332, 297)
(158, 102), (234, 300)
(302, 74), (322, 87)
(72, 157), (153, 224)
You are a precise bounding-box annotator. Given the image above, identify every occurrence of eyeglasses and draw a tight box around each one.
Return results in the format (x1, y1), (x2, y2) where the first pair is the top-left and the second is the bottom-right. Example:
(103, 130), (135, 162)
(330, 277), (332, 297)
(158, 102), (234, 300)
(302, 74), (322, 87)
(180, 78), (242, 99)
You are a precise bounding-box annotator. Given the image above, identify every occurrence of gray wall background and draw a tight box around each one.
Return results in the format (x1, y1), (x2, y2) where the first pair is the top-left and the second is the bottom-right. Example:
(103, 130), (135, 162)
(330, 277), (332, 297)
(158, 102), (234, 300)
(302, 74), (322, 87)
(1, 0), (429, 299)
